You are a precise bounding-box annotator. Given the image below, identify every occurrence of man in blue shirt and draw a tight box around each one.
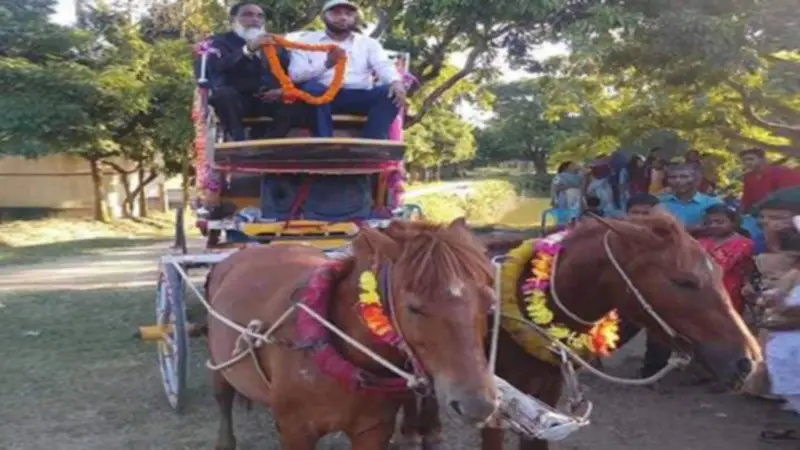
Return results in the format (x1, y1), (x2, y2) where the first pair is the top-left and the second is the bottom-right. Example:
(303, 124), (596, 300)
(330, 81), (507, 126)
(657, 164), (723, 232)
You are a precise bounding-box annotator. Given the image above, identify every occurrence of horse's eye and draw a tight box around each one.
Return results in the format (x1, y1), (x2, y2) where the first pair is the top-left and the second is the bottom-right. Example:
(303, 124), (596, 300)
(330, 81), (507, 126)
(407, 305), (426, 316)
(671, 276), (700, 289)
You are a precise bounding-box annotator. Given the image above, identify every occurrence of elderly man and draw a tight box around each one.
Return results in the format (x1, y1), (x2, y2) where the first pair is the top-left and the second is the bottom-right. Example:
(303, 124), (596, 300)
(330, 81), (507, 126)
(288, 0), (407, 139)
(196, 3), (305, 141)
(657, 163), (723, 233)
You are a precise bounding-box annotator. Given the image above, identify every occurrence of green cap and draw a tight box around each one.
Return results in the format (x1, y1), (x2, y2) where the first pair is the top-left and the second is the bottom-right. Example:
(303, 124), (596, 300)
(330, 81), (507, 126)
(752, 186), (800, 215)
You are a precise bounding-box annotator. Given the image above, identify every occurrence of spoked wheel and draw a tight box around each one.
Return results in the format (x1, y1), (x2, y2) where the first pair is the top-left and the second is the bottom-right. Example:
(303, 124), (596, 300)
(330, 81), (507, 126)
(155, 262), (189, 412)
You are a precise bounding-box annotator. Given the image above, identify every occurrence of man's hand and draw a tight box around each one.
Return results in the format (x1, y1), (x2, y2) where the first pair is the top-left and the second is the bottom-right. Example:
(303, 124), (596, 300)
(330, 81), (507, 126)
(257, 89), (282, 103)
(245, 33), (275, 53)
(325, 46), (346, 68)
(388, 80), (407, 107)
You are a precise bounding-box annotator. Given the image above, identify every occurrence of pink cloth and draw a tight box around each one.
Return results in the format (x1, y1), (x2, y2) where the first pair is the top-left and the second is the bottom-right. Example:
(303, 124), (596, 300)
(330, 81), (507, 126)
(387, 58), (417, 141)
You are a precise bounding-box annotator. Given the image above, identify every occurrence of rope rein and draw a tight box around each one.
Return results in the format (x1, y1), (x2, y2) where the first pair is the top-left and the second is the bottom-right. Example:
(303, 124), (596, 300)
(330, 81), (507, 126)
(546, 230), (688, 386)
(164, 257), (424, 389)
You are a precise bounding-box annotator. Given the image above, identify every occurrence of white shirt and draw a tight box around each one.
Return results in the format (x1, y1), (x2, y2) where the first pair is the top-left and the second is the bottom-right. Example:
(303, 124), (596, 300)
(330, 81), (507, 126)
(765, 284), (800, 396)
(287, 31), (400, 90)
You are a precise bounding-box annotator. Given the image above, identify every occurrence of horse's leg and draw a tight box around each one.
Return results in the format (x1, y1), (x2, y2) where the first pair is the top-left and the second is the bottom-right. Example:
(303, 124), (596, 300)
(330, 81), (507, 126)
(480, 428), (505, 450)
(212, 371), (237, 450)
(349, 423), (395, 450)
(394, 397), (423, 449)
(418, 397), (444, 450)
(518, 375), (563, 450)
(275, 423), (318, 450)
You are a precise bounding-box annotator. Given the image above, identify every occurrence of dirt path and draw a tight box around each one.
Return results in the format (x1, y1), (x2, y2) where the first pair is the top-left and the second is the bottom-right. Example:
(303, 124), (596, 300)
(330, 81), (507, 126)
(0, 242), (797, 449)
(0, 239), (206, 292)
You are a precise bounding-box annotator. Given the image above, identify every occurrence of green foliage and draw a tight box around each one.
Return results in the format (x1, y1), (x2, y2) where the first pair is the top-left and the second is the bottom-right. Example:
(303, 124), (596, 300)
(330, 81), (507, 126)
(415, 180), (518, 223)
(546, 0), (800, 159)
(475, 79), (578, 171)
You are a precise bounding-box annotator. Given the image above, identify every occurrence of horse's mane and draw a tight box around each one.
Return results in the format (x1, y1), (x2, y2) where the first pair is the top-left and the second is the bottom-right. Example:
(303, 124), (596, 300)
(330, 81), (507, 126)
(385, 221), (494, 296)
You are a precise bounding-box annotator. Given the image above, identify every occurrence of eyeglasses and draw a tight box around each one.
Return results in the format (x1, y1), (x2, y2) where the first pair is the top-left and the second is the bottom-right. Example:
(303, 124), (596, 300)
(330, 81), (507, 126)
(239, 11), (264, 18)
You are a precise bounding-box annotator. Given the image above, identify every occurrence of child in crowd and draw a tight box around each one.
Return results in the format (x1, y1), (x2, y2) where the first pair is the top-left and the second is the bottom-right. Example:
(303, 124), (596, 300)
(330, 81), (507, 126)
(697, 204), (755, 315)
(625, 192), (660, 218)
(551, 161), (583, 223)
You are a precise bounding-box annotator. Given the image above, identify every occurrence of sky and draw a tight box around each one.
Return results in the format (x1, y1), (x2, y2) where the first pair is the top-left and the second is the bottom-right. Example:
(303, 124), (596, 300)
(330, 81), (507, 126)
(54, 0), (75, 25)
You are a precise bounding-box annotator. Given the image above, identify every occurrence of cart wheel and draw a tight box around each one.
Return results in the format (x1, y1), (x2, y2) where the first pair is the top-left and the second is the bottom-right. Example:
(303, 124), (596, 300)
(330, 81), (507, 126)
(155, 262), (189, 412)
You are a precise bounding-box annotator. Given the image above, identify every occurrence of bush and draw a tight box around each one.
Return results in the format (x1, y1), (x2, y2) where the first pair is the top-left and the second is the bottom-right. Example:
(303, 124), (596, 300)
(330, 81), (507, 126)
(413, 180), (519, 224)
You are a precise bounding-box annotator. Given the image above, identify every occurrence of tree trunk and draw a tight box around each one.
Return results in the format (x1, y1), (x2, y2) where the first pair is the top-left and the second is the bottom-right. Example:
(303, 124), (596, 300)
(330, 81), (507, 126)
(102, 161), (134, 217)
(181, 144), (191, 207)
(89, 158), (110, 222)
(137, 165), (148, 218)
(531, 150), (548, 174)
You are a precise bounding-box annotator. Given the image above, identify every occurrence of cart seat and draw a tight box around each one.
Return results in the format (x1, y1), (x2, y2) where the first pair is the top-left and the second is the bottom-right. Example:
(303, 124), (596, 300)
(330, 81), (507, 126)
(242, 114), (367, 125)
(213, 137), (405, 168)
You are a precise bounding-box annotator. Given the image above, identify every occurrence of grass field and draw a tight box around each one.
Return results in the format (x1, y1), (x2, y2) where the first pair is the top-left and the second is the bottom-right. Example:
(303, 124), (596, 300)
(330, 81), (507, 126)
(0, 212), (197, 267)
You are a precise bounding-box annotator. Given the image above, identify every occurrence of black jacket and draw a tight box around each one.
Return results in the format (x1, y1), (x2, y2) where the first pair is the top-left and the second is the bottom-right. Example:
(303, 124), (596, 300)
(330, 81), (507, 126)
(194, 31), (290, 94)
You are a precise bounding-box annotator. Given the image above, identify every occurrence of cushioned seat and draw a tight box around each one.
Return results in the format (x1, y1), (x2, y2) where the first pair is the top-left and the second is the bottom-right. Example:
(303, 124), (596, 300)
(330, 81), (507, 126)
(241, 114), (367, 124)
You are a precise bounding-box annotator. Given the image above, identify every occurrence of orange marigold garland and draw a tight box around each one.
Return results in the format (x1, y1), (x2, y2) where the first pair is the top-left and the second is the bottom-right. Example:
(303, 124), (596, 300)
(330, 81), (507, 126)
(357, 271), (395, 338)
(263, 35), (347, 105)
(523, 231), (620, 356)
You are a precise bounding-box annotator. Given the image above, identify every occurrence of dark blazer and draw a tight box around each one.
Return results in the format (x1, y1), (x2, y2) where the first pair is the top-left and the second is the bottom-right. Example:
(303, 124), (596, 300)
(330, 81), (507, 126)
(194, 31), (291, 94)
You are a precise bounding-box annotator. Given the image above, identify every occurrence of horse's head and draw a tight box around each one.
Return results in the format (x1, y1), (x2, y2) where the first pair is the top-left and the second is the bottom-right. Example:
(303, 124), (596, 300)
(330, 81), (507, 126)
(561, 212), (760, 389)
(352, 218), (497, 424)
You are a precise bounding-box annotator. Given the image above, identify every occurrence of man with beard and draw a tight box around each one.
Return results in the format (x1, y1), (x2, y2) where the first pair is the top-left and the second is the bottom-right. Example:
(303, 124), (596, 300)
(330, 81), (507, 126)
(196, 3), (304, 141)
(287, 0), (407, 139)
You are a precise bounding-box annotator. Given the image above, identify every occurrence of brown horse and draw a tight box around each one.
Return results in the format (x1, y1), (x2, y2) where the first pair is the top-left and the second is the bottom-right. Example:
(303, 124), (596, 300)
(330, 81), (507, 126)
(396, 212), (762, 450)
(204, 218), (499, 450)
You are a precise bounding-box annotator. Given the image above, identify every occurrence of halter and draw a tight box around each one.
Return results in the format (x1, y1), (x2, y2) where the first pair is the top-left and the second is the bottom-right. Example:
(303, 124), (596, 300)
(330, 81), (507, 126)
(371, 261), (503, 395)
(549, 230), (680, 339)
(544, 230), (691, 384)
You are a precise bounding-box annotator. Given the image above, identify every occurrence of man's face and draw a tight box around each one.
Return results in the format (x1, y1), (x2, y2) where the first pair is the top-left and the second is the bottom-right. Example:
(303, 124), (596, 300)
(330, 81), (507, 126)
(232, 4), (265, 38)
(628, 204), (653, 218)
(324, 6), (358, 33)
(667, 167), (696, 194)
(740, 154), (764, 173)
(759, 209), (794, 232)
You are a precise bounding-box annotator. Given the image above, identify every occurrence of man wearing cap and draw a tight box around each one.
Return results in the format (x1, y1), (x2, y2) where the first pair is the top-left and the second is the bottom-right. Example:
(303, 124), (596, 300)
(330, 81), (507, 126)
(196, 3), (306, 141)
(287, 0), (407, 139)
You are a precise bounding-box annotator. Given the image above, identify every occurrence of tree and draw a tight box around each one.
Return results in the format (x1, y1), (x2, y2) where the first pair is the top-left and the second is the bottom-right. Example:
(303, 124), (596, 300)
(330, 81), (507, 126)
(550, 0), (800, 154)
(475, 80), (579, 172)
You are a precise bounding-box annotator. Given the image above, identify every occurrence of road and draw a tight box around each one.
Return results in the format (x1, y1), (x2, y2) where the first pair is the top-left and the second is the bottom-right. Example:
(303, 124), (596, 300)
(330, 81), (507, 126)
(405, 181), (475, 199)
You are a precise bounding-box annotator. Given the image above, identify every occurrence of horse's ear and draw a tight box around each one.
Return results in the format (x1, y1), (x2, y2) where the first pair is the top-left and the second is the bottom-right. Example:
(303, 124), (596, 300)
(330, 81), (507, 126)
(353, 226), (402, 261)
(592, 214), (666, 245)
(448, 217), (469, 232)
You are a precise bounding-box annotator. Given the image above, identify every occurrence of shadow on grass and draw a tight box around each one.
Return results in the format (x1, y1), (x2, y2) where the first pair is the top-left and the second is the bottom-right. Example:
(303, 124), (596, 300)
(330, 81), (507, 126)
(0, 237), (168, 268)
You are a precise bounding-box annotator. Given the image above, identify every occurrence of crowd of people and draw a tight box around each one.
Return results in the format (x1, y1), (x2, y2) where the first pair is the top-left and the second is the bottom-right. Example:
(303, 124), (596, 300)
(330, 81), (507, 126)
(552, 147), (800, 442)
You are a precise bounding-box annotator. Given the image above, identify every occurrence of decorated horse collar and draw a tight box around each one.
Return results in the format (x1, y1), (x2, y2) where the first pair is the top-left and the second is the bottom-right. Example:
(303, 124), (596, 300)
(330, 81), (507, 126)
(293, 260), (427, 396)
(499, 230), (620, 365)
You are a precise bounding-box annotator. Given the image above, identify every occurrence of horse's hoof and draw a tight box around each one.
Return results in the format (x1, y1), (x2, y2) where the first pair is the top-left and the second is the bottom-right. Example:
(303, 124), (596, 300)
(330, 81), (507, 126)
(422, 435), (445, 450)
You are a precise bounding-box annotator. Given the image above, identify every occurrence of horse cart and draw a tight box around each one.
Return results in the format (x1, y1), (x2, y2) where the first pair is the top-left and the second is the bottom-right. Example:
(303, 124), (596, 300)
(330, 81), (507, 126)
(136, 38), (590, 446)
(137, 42), (421, 410)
